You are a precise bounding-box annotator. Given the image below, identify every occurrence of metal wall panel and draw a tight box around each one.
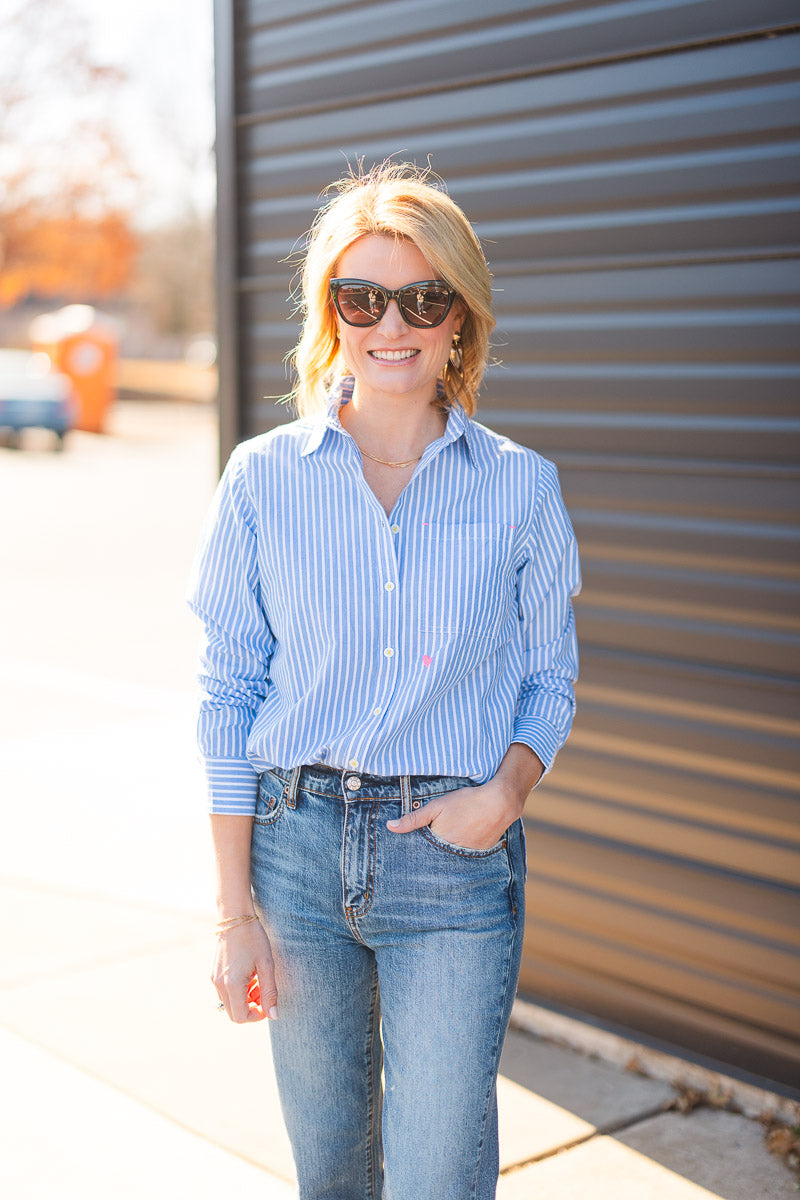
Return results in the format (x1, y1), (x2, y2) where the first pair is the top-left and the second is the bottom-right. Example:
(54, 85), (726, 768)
(240, 0), (799, 114)
(215, 0), (800, 1092)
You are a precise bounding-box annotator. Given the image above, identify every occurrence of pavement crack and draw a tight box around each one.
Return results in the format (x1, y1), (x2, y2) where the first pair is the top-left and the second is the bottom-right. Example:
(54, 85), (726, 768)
(499, 1100), (675, 1175)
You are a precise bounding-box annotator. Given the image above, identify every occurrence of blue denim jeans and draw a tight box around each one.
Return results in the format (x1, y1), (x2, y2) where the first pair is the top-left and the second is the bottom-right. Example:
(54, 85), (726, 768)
(250, 764), (526, 1200)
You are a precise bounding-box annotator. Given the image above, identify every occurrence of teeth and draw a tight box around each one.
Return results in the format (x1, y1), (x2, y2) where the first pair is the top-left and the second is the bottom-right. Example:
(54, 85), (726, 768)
(370, 349), (418, 361)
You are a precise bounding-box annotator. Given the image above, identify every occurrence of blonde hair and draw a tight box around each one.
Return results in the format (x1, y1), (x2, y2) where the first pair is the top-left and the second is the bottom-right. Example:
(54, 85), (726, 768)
(289, 162), (495, 418)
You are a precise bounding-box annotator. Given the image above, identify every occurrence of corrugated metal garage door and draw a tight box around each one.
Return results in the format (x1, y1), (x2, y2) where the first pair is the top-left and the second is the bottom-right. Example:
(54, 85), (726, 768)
(214, 0), (800, 1093)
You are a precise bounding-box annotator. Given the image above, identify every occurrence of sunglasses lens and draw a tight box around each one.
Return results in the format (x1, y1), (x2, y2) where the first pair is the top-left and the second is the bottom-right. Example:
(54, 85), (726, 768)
(399, 285), (453, 328)
(335, 284), (386, 326)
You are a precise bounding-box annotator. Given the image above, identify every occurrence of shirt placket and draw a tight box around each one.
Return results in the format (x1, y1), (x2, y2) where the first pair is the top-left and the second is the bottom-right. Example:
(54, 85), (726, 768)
(333, 418), (461, 774)
(343, 499), (405, 773)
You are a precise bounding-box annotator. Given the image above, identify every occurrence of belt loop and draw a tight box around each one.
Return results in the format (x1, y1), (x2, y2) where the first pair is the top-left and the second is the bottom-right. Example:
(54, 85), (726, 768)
(285, 765), (302, 810)
(400, 774), (412, 817)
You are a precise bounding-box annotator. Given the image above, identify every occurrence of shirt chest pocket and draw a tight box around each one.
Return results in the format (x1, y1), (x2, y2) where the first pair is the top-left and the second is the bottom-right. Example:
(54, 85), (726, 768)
(418, 522), (516, 636)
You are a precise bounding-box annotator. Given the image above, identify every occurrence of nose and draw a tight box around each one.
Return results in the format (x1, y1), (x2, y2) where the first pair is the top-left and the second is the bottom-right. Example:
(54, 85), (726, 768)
(378, 297), (409, 335)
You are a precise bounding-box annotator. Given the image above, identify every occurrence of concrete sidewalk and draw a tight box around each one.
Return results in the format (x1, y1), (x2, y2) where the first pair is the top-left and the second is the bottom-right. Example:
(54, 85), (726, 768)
(0, 872), (796, 1199)
(1, 401), (796, 1198)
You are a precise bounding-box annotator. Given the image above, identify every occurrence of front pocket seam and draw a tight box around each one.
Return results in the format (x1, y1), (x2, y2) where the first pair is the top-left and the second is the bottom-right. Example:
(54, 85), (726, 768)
(253, 781), (286, 827)
(421, 522), (513, 540)
(420, 826), (506, 858)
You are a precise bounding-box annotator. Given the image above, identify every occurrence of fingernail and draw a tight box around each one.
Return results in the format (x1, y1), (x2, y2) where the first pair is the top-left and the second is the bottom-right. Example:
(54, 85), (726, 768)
(269, 1006), (279, 1020)
(386, 819), (400, 829)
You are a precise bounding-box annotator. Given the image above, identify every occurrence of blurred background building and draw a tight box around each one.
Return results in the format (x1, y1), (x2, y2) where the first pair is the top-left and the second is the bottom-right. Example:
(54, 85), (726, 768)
(213, 1), (800, 1097)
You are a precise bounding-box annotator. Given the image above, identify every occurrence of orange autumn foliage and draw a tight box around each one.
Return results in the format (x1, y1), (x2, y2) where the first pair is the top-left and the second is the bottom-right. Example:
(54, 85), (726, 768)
(1, 1), (139, 307)
(0, 207), (138, 308)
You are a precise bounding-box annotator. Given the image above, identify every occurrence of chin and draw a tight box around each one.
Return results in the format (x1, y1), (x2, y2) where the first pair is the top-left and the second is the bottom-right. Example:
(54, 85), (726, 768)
(366, 363), (436, 390)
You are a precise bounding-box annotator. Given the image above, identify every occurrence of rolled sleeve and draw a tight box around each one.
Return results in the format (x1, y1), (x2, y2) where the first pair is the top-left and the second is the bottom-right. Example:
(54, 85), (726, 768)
(187, 448), (275, 815)
(512, 460), (581, 774)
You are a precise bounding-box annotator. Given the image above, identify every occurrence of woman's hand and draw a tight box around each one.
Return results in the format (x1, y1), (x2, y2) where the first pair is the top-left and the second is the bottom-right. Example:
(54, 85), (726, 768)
(387, 743), (544, 850)
(212, 918), (278, 1023)
(388, 779), (517, 849)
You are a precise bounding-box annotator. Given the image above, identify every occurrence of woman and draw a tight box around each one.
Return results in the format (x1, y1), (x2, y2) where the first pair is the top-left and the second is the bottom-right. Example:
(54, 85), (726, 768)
(188, 162), (580, 1200)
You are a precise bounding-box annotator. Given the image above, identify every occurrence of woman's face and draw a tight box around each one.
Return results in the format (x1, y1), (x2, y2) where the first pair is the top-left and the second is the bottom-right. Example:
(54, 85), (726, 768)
(332, 234), (463, 409)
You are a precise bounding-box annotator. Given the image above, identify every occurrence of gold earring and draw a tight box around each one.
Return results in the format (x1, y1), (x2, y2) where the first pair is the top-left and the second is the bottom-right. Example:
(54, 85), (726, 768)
(450, 330), (463, 372)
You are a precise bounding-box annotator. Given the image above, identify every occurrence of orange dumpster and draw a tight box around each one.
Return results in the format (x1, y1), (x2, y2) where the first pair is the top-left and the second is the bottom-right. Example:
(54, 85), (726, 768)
(30, 305), (118, 433)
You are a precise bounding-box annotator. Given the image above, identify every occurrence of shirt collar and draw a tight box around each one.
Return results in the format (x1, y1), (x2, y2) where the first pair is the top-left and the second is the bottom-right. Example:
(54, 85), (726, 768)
(300, 376), (475, 465)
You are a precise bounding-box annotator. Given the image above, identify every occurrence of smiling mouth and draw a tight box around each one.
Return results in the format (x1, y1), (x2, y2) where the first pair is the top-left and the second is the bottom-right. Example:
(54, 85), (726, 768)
(368, 349), (420, 362)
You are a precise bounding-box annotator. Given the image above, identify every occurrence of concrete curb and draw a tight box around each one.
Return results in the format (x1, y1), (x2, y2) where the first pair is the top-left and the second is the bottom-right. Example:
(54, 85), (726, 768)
(511, 999), (800, 1126)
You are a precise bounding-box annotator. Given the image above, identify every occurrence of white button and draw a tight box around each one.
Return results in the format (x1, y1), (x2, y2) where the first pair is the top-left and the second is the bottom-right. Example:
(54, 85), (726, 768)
(373, 706), (382, 716)
(346, 775), (361, 791)
(390, 524), (400, 534)
(384, 647), (394, 658)
(349, 758), (359, 769)
(384, 581), (395, 592)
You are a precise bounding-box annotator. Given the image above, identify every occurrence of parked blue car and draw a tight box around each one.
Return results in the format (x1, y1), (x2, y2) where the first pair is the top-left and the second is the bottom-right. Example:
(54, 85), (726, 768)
(0, 350), (76, 449)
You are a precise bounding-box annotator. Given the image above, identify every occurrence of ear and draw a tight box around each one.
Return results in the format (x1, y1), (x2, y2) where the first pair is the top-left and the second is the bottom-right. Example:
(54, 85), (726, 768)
(452, 296), (467, 331)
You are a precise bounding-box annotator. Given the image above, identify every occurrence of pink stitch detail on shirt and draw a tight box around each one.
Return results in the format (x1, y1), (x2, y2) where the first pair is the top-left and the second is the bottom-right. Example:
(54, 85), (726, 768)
(422, 654), (432, 668)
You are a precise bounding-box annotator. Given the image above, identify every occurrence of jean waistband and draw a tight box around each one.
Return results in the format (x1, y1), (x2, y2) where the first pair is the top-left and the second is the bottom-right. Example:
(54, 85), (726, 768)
(267, 763), (473, 812)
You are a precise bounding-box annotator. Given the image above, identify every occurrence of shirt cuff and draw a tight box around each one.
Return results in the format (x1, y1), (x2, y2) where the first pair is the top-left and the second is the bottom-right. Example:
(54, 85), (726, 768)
(510, 717), (564, 777)
(203, 757), (259, 815)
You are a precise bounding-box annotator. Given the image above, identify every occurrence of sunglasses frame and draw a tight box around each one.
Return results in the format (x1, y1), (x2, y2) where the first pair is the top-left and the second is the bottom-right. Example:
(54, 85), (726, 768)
(329, 278), (457, 328)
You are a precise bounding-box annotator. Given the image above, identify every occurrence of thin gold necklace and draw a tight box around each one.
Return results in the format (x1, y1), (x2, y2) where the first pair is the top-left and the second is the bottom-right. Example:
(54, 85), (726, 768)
(358, 447), (422, 469)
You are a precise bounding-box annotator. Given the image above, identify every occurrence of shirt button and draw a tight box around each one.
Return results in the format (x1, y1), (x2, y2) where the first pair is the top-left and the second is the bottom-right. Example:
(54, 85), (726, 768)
(349, 758), (359, 769)
(384, 581), (395, 592)
(373, 706), (382, 716)
(384, 647), (394, 658)
(346, 775), (362, 791)
(390, 524), (400, 534)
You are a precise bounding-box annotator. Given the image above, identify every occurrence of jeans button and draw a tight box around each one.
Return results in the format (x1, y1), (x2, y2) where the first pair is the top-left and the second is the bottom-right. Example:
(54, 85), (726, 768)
(346, 775), (362, 791)
(411, 800), (421, 810)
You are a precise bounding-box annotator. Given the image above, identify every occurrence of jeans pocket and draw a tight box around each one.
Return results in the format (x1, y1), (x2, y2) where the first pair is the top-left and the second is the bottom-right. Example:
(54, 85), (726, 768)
(415, 779), (506, 858)
(254, 770), (286, 827)
(420, 823), (507, 858)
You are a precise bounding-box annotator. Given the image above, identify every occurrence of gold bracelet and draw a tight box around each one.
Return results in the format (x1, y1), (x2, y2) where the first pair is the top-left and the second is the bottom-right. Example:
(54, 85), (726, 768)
(216, 920), (258, 936)
(215, 914), (259, 935)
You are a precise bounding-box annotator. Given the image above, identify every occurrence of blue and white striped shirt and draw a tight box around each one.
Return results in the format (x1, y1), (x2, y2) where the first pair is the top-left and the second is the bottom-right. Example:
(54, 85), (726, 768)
(187, 383), (581, 814)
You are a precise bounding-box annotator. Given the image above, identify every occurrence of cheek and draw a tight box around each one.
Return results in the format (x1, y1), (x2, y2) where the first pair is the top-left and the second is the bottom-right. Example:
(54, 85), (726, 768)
(436, 326), (458, 363)
(335, 324), (359, 363)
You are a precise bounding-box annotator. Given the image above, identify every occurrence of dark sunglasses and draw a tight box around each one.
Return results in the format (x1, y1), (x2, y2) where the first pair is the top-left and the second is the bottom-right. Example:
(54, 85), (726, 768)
(329, 278), (457, 328)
